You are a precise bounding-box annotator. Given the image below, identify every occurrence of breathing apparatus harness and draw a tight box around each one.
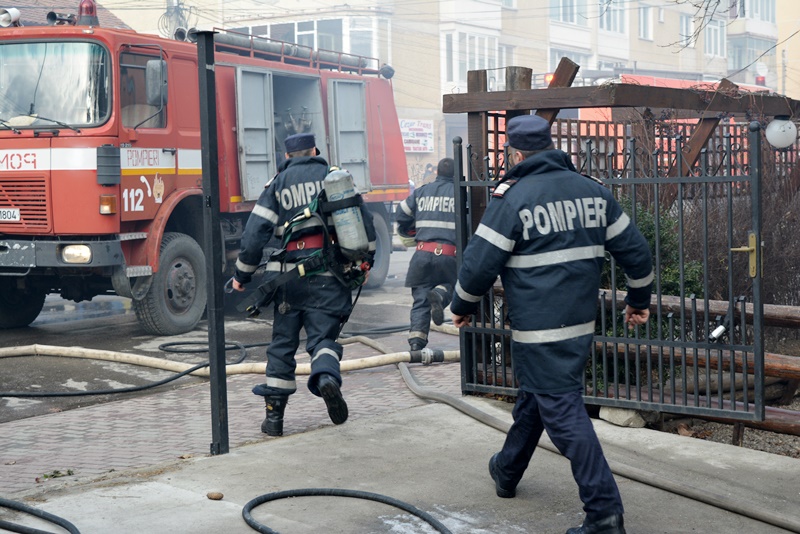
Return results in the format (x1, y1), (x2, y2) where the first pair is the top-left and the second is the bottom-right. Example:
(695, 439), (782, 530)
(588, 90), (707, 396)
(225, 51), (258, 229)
(236, 182), (371, 319)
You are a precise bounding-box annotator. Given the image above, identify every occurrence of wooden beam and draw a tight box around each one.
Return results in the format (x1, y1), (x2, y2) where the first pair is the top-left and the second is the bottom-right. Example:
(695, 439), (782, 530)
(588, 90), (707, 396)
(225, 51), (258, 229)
(443, 83), (800, 116)
(674, 80), (739, 176)
(504, 66), (532, 123)
(660, 79), (740, 206)
(466, 70), (489, 231)
(536, 57), (580, 124)
(605, 290), (800, 329)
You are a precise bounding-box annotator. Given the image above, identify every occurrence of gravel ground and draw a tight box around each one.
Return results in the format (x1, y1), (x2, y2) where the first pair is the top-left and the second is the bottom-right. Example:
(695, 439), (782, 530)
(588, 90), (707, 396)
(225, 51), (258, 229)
(660, 393), (800, 459)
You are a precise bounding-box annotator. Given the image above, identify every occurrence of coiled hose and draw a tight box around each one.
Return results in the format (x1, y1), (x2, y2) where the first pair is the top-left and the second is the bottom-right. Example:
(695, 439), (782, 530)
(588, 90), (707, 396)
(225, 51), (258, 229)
(242, 488), (452, 534)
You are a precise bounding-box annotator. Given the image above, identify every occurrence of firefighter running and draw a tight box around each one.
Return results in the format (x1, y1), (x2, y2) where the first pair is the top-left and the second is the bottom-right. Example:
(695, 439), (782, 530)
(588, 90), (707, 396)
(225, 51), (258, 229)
(450, 115), (653, 534)
(395, 158), (458, 351)
(233, 132), (376, 436)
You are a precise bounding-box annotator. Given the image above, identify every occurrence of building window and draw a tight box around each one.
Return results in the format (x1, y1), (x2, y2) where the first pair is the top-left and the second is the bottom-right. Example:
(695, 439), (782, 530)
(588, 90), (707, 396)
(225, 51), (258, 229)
(599, 0), (625, 33)
(704, 19), (726, 58)
(499, 44), (513, 69)
(729, 36), (776, 72)
(270, 23), (295, 43)
(679, 14), (695, 48)
(350, 17), (373, 58)
(732, 0), (776, 23)
(550, 0), (587, 26)
(550, 48), (589, 73)
(445, 34), (454, 82)
(638, 5), (652, 40)
(448, 31), (501, 84)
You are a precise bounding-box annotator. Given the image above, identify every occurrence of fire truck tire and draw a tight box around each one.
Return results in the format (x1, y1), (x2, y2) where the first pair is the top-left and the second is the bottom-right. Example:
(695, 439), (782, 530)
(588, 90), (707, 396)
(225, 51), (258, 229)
(364, 212), (390, 289)
(134, 232), (208, 336)
(0, 280), (46, 329)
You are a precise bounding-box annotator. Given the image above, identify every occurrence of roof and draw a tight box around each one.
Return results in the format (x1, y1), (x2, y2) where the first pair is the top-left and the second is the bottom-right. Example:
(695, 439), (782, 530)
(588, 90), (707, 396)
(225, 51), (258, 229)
(11, 0), (131, 29)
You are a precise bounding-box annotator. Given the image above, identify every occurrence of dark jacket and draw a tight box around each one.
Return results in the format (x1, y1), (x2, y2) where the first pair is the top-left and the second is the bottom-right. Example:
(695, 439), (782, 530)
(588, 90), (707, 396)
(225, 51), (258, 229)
(395, 174), (456, 246)
(450, 150), (653, 394)
(235, 156), (376, 314)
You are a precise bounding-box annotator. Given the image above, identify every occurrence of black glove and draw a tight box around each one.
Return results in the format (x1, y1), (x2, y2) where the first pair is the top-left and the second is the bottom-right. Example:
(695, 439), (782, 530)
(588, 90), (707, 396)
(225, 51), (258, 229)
(234, 269), (252, 286)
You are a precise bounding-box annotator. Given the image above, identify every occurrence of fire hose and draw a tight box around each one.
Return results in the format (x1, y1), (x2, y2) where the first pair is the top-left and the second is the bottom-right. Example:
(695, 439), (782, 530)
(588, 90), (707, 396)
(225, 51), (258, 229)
(0, 323), (797, 533)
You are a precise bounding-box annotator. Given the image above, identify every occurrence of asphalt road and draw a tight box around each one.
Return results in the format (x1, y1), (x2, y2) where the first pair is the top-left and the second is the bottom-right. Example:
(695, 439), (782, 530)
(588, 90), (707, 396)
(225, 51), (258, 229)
(0, 248), (417, 424)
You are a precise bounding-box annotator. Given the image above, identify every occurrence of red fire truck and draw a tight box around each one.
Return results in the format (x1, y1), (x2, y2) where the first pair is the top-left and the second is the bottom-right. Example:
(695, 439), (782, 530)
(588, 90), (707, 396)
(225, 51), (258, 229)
(0, 2), (408, 334)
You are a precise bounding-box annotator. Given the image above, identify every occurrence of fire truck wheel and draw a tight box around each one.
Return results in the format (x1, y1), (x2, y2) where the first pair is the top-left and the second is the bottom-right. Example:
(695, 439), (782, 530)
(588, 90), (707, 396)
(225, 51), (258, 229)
(0, 279), (47, 329)
(364, 212), (390, 289)
(134, 232), (208, 336)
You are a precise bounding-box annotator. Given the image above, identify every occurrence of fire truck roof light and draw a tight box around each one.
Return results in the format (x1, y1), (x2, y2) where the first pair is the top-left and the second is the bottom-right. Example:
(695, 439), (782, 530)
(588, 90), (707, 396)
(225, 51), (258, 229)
(77, 0), (99, 26)
(61, 245), (92, 264)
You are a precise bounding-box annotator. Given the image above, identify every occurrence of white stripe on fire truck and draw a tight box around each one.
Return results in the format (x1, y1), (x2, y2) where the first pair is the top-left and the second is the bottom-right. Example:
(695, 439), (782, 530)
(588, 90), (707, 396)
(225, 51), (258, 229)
(178, 149), (202, 174)
(0, 148), (204, 174)
(0, 148), (97, 172)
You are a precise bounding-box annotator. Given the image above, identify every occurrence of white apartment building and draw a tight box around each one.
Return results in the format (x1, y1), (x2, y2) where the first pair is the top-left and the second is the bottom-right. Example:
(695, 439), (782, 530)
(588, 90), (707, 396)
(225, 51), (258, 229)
(102, 0), (785, 182)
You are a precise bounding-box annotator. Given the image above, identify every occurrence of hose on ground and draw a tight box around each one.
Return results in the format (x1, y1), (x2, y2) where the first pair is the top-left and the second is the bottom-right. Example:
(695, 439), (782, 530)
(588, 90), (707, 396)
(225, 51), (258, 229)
(0, 496), (79, 534)
(0, 342), (250, 398)
(396, 362), (800, 534)
(0, 340), (459, 398)
(241, 488), (452, 534)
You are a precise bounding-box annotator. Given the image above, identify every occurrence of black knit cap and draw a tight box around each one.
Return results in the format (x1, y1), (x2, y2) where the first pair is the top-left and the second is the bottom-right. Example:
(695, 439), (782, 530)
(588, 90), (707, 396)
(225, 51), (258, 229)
(284, 133), (315, 153)
(437, 157), (454, 178)
(503, 115), (553, 151)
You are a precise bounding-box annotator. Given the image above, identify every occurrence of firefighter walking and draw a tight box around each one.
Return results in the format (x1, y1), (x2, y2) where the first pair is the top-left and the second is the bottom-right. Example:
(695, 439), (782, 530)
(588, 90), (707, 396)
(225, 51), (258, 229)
(233, 132), (376, 436)
(396, 157), (458, 351)
(450, 115), (653, 534)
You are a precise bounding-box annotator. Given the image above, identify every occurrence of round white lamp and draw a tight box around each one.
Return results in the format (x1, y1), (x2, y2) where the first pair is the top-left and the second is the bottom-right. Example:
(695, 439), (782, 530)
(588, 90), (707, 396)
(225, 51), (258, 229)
(765, 116), (797, 149)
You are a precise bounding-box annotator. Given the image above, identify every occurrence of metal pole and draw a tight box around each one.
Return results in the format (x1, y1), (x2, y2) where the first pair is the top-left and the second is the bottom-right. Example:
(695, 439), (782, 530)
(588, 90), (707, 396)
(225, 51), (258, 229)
(196, 30), (229, 455)
(748, 121), (765, 421)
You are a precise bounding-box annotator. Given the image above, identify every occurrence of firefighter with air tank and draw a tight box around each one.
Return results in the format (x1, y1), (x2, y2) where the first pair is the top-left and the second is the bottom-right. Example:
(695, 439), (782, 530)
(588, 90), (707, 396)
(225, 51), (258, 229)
(232, 133), (376, 436)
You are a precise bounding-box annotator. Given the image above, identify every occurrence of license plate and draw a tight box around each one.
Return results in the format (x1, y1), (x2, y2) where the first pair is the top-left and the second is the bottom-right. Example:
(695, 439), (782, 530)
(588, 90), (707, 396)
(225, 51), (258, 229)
(0, 208), (21, 222)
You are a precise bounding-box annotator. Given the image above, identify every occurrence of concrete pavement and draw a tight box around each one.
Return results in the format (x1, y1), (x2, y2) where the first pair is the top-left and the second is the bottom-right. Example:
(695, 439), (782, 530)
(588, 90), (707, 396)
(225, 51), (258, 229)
(1, 329), (799, 533)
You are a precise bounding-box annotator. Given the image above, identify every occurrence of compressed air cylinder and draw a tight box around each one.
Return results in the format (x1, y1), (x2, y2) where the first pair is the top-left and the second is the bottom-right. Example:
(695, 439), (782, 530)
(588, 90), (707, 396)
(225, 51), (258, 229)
(323, 169), (369, 261)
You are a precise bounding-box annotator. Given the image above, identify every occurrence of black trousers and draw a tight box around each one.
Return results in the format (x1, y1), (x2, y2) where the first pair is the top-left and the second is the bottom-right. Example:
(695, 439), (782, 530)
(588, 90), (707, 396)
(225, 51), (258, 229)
(257, 305), (345, 398)
(406, 250), (456, 344)
(493, 389), (623, 520)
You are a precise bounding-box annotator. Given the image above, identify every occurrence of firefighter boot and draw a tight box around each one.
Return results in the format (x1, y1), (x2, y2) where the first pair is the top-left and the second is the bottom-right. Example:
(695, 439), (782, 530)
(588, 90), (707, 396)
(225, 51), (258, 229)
(318, 374), (348, 425)
(427, 288), (447, 326)
(565, 513), (625, 534)
(409, 338), (426, 352)
(261, 396), (288, 436)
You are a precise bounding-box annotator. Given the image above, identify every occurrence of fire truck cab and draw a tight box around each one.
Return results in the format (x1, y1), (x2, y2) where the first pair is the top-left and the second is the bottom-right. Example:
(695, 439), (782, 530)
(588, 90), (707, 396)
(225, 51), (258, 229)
(0, 3), (408, 335)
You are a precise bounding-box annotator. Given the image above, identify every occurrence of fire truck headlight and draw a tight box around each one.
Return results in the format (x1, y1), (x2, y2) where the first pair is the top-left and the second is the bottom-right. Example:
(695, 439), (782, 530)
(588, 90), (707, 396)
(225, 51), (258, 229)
(61, 245), (92, 264)
(99, 194), (117, 214)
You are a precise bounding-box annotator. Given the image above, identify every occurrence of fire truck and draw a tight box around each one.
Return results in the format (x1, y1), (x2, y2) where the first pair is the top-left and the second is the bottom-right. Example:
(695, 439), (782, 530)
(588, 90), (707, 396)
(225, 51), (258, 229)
(0, 1), (409, 335)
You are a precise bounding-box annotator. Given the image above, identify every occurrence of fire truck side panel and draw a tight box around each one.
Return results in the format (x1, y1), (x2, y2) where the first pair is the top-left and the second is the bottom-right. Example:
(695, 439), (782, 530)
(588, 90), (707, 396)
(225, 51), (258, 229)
(362, 78), (409, 202)
(213, 64), (242, 211)
(326, 78), (370, 193)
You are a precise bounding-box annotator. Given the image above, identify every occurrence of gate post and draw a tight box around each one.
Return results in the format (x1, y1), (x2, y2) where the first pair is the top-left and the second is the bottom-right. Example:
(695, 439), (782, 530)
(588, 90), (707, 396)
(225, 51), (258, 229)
(749, 121), (766, 420)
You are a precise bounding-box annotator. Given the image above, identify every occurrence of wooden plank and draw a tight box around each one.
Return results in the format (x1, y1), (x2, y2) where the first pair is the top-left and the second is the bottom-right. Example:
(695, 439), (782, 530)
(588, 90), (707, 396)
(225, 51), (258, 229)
(504, 66), (532, 123)
(443, 83), (800, 116)
(659, 79), (740, 206)
(536, 57), (580, 124)
(600, 342), (800, 381)
(605, 290), (800, 329)
(466, 70), (489, 231)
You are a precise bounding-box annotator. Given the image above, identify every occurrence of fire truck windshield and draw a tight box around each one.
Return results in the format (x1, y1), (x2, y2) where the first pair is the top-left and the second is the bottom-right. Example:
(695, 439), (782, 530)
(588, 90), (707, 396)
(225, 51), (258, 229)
(0, 41), (110, 130)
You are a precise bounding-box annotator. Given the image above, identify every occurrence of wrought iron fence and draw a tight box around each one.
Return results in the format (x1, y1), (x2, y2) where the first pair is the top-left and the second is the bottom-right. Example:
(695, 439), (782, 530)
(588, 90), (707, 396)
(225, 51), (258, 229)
(455, 118), (768, 421)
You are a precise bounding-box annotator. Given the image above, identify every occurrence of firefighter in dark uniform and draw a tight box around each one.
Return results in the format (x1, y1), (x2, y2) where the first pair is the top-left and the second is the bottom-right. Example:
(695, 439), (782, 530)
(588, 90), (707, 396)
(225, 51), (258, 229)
(450, 115), (653, 534)
(232, 132), (376, 437)
(396, 157), (458, 351)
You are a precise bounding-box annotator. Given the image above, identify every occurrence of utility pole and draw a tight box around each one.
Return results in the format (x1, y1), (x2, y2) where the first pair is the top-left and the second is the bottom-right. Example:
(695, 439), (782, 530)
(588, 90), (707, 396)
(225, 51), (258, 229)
(783, 49), (787, 96)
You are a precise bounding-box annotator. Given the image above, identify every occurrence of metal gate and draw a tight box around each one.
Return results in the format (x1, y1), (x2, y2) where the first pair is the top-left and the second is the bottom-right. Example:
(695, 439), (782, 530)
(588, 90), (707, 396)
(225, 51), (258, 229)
(454, 118), (766, 421)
